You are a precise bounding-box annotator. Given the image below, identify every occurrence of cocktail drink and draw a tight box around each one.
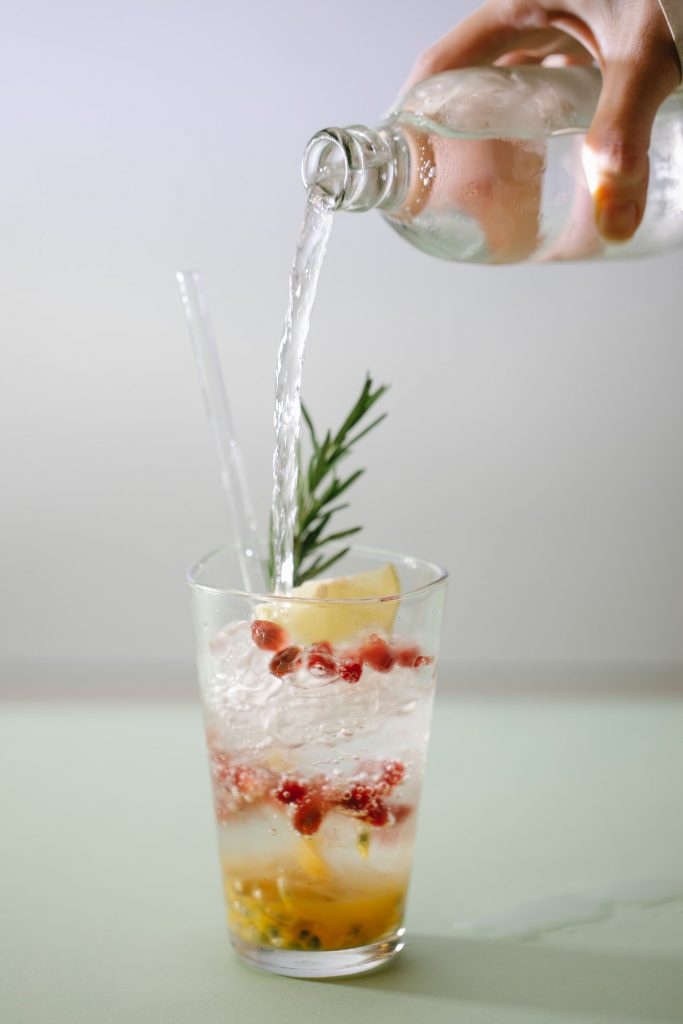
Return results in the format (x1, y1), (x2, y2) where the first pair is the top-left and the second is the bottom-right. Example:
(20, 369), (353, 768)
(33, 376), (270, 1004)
(189, 545), (447, 977)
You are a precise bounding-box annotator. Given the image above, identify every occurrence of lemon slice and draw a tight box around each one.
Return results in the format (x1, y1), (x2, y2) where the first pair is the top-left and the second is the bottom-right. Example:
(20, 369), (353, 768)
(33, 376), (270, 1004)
(263, 563), (400, 644)
(295, 838), (331, 881)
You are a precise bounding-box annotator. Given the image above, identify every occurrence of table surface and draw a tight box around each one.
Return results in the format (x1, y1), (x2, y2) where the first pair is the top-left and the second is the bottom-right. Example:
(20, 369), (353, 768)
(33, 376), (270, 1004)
(2, 683), (683, 1024)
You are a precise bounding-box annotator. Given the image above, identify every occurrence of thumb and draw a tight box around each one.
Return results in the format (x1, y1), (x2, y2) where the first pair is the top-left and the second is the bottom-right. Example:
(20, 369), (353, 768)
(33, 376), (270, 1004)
(583, 63), (672, 243)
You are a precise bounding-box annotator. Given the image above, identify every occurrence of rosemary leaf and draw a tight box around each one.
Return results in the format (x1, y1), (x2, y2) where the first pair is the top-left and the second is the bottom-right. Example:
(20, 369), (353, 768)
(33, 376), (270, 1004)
(296, 546), (350, 585)
(269, 375), (389, 588)
(304, 525), (362, 554)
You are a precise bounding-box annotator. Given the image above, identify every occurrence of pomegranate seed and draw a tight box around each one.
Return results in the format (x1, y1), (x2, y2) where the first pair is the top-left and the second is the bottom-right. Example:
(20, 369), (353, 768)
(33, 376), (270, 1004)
(251, 619), (289, 652)
(388, 803), (412, 825)
(269, 645), (303, 676)
(360, 634), (395, 673)
(380, 760), (405, 790)
(306, 642), (337, 677)
(275, 778), (308, 805)
(338, 783), (373, 813)
(293, 794), (325, 836)
(362, 797), (389, 828)
(339, 659), (362, 683)
(232, 765), (268, 799)
(395, 645), (421, 668)
(210, 750), (232, 783)
(414, 655), (434, 668)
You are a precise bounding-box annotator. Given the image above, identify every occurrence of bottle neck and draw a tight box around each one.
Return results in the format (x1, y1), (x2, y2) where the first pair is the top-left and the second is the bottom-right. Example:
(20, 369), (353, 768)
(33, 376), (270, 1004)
(301, 125), (409, 212)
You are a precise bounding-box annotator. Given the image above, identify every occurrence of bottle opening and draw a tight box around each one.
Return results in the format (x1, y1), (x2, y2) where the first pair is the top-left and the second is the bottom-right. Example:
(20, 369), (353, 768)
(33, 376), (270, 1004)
(302, 130), (351, 207)
(301, 126), (406, 213)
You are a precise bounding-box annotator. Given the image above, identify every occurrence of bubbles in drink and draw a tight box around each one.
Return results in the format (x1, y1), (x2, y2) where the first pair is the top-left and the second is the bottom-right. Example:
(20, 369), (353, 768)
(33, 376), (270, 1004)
(205, 620), (434, 766)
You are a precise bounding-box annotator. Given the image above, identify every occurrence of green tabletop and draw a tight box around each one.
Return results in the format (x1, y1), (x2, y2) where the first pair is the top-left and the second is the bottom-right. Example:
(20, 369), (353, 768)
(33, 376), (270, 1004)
(2, 683), (682, 1024)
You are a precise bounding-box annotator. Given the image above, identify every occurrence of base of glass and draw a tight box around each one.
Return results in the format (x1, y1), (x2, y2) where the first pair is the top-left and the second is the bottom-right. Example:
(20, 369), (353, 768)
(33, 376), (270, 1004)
(231, 929), (405, 978)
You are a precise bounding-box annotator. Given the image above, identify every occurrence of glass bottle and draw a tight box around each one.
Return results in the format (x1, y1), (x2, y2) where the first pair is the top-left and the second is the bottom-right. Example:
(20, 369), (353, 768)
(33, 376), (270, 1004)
(302, 67), (683, 264)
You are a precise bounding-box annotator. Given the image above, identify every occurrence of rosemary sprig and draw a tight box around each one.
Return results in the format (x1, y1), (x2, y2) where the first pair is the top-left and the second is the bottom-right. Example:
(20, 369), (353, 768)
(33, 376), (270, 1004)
(270, 375), (389, 588)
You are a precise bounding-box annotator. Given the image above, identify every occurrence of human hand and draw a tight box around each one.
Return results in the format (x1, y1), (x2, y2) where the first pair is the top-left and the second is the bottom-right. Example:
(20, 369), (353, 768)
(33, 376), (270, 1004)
(405, 1), (682, 242)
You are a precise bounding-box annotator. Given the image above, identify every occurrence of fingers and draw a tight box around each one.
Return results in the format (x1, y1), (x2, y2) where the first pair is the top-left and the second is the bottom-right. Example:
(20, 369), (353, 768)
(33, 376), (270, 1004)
(495, 51), (545, 65)
(402, 0), (681, 245)
(403, 1), (553, 89)
(495, 31), (592, 67)
(584, 57), (679, 241)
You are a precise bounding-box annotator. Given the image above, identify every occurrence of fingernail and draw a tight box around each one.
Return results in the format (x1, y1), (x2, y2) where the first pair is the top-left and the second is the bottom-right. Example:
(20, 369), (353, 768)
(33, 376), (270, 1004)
(596, 200), (639, 242)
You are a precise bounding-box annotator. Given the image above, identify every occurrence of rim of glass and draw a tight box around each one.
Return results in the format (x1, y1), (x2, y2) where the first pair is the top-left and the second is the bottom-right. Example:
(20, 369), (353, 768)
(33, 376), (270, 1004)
(187, 543), (448, 604)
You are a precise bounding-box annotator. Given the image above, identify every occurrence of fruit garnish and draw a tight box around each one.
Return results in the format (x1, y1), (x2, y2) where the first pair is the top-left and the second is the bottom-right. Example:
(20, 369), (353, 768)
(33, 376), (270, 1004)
(232, 765), (269, 800)
(392, 643), (434, 669)
(414, 654), (434, 668)
(338, 658), (363, 683)
(362, 797), (389, 827)
(338, 783), (373, 813)
(225, 870), (406, 952)
(269, 375), (389, 588)
(395, 644), (421, 667)
(379, 760), (405, 791)
(208, 743), (408, 833)
(306, 641), (337, 677)
(293, 793), (326, 836)
(357, 828), (371, 858)
(210, 748), (232, 784)
(263, 562), (400, 644)
(269, 645), (303, 677)
(249, 625), (432, 682)
(387, 803), (412, 825)
(332, 762), (406, 825)
(295, 838), (330, 880)
(275, 778), (308, 805)
(251, 619), (289, 652)
(209, 748), (273, 818)
(360, 633), (395, 672)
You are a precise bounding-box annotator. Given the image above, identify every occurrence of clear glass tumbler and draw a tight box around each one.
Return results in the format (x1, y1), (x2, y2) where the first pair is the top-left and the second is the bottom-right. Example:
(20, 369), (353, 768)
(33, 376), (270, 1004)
(189, 544), (447, 978)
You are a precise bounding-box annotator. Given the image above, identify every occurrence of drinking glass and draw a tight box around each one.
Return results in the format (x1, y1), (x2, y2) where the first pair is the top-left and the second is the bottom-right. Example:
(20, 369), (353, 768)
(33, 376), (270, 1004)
(189, 544), (447, 977)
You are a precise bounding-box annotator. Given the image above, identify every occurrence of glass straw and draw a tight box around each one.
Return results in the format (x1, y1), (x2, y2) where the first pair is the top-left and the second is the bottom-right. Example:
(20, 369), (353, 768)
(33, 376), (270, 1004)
(176, 269), (266, 593)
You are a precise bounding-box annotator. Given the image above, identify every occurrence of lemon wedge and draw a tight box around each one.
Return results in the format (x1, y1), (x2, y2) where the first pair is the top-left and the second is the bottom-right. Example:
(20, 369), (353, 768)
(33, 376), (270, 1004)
(263, 563), (400, 644)
(295, 838), (331, 881)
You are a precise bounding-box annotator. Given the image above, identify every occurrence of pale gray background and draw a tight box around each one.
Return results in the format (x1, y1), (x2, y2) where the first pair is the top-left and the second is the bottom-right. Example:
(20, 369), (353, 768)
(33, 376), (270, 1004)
(2, 0), (682, 689)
